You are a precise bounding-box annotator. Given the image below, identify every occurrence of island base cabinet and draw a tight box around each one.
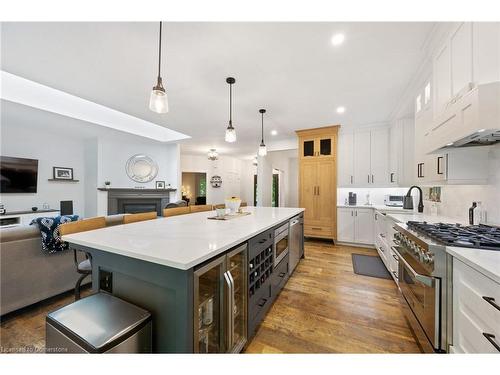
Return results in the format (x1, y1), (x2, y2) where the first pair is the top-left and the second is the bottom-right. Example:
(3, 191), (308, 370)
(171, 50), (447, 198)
(194, 244), (248, 353)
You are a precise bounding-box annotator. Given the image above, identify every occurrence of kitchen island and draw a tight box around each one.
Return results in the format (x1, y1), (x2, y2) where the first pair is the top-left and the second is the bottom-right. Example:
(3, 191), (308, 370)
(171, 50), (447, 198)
(63, 206), (304, 353)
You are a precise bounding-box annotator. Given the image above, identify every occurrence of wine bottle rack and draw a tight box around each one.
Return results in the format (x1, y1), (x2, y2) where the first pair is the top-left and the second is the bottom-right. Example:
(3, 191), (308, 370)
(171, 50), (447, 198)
(248, 245), (273, 298)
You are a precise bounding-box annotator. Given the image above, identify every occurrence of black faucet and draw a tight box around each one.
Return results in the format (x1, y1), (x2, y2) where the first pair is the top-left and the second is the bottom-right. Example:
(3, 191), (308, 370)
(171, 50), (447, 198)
(404, 186), (424, 213)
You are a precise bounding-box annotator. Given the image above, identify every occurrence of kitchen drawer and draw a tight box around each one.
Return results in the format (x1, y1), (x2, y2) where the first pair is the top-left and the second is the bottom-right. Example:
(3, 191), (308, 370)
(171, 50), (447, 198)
(304, 225), (332, 237)
(248, 284), (272, 336)
(271, 255), (289, 299)
(453, 258), (500, 353)
(248, 229), (273, 258)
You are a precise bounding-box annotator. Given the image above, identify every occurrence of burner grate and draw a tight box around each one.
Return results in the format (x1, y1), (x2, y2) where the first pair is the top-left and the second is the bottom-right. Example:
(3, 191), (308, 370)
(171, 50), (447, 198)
(406, 221), (500, 251)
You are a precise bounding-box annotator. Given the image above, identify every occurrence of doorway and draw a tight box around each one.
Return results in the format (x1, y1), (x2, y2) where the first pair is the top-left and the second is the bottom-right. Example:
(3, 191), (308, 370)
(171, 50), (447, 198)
(272, 169), (285, 207)
(181, 172), (207, 205)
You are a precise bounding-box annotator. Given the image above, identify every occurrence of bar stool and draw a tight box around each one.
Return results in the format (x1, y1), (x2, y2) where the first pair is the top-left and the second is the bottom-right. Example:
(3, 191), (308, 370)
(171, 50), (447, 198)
(189, 205), (213, 213)
(163, 206), (190, 217)
(59, 216), (106, 300)
(123, 211), (157, 224)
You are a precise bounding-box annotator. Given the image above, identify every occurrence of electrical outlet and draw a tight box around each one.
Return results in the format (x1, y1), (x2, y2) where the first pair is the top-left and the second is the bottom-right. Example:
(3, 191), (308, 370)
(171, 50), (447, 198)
(99, 269), (113, 293)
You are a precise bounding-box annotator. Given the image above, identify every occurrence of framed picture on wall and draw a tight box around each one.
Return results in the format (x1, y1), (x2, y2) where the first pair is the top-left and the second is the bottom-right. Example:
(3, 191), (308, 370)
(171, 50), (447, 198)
(53, 167), (74, 180)
(155, 180), (166, 189)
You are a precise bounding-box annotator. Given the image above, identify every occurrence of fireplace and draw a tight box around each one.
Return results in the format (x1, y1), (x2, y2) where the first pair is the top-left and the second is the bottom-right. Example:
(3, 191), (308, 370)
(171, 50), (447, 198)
(101, 188), (175, 216)
(120, 200), (161, 215)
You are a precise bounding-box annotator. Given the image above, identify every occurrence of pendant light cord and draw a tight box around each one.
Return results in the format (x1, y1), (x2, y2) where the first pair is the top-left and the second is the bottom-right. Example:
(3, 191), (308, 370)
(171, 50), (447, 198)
(261, 111), (264, 143)
(157, 22), (162, 79)
(229, 82), (233, 126)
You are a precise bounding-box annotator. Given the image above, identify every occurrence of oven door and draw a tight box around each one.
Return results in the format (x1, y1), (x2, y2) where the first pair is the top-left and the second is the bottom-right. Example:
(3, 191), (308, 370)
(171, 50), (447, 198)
(273, 229), (289, 267)
(393, 247), (441, 350)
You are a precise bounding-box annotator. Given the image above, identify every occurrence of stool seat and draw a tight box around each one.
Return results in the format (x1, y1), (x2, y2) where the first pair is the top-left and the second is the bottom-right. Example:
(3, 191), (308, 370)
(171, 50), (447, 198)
(77, 259), (91, 273)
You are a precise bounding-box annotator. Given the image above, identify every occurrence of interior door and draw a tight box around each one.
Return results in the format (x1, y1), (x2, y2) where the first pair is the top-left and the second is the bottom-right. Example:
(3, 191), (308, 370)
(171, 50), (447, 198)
(225, 244), (248, 353)
(300, 161), (318, 225)
(370, 128), (389, 185)
(316, 160), (334, 226)
(353, 130), (371, 185)
(354, 209), (374, 245)
(193, 255), (226, 353)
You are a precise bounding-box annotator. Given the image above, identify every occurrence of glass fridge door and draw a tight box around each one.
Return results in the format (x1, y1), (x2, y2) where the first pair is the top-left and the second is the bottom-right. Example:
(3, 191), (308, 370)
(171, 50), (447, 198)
(193, 255), (226, 353)
(226, 244), (248, 353)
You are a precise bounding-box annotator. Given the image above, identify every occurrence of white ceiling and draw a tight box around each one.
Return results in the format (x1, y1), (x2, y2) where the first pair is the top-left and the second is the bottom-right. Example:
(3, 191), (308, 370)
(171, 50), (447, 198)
(1, 22), (435, 158)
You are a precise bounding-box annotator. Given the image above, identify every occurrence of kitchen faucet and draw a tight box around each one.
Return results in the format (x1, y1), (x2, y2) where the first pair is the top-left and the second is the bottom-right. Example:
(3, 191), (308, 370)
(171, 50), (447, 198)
(404, 186), (424, 213)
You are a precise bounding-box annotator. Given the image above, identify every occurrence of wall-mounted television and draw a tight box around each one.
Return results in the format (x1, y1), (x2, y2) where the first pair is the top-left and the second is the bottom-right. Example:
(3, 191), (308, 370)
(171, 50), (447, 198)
(0, 156), (39, 193)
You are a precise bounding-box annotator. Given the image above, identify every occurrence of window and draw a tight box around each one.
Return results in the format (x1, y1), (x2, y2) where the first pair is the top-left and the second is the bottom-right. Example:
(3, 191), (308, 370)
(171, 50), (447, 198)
(424, 82), (431, 105)
(416, 94), (422, 113)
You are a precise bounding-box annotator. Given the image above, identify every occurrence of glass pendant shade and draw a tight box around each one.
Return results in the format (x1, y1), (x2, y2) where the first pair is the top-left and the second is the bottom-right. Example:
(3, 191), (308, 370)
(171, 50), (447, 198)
(225, 125), (236, 143)
(149, 84), (169, 114)
(258, 143), (267, 156)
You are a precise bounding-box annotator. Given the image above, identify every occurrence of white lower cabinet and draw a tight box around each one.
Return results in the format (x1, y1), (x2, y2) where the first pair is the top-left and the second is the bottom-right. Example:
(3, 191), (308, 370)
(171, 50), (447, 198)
(451, 258), (500, 353)
(337, 207), (374, 245)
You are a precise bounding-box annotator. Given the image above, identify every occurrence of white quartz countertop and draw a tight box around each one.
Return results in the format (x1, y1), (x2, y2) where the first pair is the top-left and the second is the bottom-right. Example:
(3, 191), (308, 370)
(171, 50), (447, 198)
(446, 247), (500, 284)
(62, 207), (304, 270)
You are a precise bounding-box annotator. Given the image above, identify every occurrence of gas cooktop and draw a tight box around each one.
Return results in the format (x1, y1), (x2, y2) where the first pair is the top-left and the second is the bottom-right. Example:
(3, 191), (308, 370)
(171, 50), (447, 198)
(406, 221), (500, 251)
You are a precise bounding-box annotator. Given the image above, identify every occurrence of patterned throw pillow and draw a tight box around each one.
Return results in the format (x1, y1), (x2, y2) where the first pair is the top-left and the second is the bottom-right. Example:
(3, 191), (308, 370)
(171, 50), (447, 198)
(30, 215), (79, 254)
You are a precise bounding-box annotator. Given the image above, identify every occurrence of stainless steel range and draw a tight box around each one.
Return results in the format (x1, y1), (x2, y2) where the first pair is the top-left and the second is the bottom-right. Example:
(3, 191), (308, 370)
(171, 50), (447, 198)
(392, 221), (500, 353)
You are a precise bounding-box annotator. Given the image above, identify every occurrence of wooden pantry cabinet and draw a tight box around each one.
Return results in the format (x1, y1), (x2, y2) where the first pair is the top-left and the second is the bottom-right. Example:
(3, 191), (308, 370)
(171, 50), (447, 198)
(296, 126), (339, 240)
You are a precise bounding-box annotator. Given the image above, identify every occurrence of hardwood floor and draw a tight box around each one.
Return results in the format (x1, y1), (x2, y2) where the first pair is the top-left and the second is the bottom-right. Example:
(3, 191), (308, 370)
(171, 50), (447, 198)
(245, 240), (421, 353)
(0, 241), (420, 353)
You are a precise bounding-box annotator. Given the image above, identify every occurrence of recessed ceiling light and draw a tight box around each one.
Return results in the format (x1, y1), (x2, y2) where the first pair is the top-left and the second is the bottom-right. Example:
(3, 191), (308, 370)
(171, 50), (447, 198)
(336, 106), (346, 114)
(270, 130), (278, 136)
(446, 142), (454, 146)
(331, 33), (345, 46)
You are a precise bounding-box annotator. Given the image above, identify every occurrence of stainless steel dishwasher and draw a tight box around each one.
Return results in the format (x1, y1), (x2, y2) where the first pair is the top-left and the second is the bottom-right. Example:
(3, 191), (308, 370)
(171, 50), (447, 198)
(288, 215), (303, 274)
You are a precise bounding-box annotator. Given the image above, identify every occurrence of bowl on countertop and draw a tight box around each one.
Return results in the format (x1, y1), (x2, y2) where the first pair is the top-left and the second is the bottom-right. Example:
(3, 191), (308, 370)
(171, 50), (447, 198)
(225, 198), (241, 214)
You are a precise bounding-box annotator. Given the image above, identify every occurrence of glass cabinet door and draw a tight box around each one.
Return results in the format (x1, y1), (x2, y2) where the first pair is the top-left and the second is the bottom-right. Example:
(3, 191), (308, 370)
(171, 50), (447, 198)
(226, 244), (248, 353)
(302, 139), (315, 157)
(319, 137), (332, 156)
(194, 256), (225, 353)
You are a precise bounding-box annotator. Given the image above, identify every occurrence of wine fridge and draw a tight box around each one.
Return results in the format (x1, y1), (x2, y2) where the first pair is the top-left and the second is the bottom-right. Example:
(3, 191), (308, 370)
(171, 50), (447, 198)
(193, 243), (248, 353)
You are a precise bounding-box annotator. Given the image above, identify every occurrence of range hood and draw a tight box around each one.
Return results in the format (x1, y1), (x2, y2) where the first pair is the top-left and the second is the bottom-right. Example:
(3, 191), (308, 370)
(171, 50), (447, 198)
(444, 129), (500, 148)
(425, 82), (500, 154)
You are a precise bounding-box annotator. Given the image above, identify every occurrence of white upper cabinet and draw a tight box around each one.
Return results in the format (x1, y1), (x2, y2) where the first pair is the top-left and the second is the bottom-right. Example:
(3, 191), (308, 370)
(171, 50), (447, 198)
(370, 128), (389, 186)
(338, 127), (390, 187)
(450, 22), (473, 96)
(473, 22), (500, 84)
(434, 43), (452, 115)
(338, 132), (354, 186)
(353, 130), (371, 186)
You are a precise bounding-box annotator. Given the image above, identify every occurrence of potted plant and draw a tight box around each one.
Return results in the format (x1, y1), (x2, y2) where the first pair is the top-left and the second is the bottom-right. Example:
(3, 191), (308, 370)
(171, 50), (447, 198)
(104, 181), (111, 189)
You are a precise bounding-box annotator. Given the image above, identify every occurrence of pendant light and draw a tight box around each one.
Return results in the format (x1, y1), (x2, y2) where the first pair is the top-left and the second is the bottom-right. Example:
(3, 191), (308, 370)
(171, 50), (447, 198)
(258, 109), (267, 156)
(225, 77), (236, 143)
(149, 22), (169, 113)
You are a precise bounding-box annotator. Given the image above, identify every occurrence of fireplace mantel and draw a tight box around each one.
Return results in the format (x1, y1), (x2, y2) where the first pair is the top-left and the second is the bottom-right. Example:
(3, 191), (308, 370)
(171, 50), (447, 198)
(98, 188), (176, 193)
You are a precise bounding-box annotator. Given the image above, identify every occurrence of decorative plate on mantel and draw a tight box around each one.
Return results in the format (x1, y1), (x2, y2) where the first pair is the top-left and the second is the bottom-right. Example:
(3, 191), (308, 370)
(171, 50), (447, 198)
(125, 154), (158, 183)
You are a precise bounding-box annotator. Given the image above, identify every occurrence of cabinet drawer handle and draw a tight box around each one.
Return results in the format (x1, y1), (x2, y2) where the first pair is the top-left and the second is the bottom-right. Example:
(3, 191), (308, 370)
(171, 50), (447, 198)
(259, 239), (266, 244)
(379, 247), (385, 253)
(483, 333), (500, 352)
(350, 175), (353, 184)
(311, 227), (322, 230)
(279, 272), (286, 278)
(392, 254), (398, 261)
(483, 296), (500, 312)
(371, 175), (374, 183)
(367, 174), (370, 183)
(390, 172), (395, 183)
(258, 298), (268, 307)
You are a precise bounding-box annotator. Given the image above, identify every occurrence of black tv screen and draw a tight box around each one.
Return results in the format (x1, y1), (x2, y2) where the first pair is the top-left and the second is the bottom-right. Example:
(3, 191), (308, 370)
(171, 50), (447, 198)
(0, 156), (39, 193)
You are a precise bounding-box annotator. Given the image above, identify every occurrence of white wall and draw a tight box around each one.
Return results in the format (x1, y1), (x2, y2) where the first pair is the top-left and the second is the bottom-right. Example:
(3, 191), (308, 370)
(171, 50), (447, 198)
(181, 154), (242, 205)
(0, 122), (86, 216)
(256, 149), (298, 208)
